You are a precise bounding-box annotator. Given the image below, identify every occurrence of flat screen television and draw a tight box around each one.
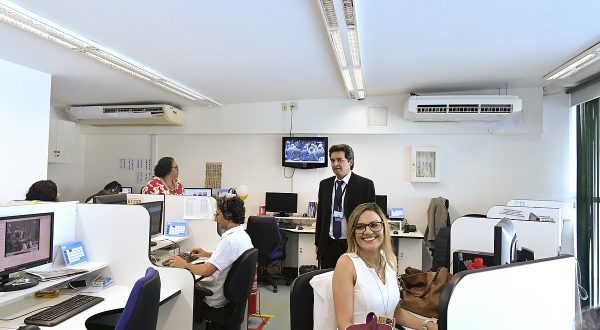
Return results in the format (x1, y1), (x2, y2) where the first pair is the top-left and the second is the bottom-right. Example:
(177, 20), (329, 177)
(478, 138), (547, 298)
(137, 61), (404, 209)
(282, 137), (328, 169)
(265, 192), (298, 217)
(493, 218), (518, 266)
(0, 212), (54, 291)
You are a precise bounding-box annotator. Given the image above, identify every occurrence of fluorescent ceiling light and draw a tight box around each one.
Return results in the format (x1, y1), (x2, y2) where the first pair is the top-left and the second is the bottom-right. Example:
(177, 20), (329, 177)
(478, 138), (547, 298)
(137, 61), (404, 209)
(0, 0), (222, 107)
(318, 0), (366, 100)
(545, 42), (600, 80)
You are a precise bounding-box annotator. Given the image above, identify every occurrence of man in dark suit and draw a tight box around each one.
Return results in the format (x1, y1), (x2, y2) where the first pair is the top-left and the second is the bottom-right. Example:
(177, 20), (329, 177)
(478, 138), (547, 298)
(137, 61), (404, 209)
(315, 144), (376, 269)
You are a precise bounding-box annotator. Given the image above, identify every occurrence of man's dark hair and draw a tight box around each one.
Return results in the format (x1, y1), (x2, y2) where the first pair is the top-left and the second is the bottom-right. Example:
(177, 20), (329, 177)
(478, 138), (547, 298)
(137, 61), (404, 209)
(154, 157), (175, 177)
(217, 196), (246, 224)
(25, 180), (58, 201)
(329, 144), (355, 170)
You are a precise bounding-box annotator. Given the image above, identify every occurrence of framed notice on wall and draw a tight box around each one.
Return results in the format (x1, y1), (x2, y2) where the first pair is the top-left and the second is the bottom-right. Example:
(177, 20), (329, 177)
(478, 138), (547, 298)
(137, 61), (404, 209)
(411, 146), (440, 182)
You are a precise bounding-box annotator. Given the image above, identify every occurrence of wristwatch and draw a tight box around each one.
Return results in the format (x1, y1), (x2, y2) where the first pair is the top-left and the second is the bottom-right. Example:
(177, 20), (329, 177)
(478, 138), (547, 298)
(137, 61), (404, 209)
(422, 319), (435, 330)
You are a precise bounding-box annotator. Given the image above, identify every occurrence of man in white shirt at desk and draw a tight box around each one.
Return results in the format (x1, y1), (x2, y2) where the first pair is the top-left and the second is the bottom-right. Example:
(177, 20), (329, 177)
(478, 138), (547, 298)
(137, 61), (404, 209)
(168, 195), (253, 310)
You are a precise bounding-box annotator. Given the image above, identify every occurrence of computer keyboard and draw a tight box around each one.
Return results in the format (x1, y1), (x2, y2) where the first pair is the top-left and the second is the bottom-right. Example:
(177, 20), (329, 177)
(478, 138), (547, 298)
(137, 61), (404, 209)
(161, 252), (199, 266)
(278, 222), (296, 229)
(24, 294), (104, 326)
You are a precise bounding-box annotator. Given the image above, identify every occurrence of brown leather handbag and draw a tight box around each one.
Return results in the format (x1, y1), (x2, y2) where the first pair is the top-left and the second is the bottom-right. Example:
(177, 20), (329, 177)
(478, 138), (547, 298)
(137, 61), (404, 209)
(399, 267), (451, 318)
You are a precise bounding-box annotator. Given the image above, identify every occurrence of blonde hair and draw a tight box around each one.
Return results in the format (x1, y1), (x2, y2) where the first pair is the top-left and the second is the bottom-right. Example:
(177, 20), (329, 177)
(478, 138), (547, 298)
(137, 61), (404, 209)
(346, 203), (397, 271)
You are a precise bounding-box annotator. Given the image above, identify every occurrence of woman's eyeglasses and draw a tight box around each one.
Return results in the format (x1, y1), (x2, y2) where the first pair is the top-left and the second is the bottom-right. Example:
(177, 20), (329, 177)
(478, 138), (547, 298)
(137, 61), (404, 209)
(354, 221), (383, 233)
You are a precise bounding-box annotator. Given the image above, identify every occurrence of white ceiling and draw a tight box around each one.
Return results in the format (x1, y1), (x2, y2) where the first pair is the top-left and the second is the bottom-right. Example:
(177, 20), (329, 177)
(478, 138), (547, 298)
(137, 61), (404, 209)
(1, 0), (600, 108)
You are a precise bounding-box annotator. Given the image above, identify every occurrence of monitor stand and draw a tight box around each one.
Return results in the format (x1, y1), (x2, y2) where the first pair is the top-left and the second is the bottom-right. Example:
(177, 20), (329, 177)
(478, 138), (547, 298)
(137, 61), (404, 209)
(0, 274), (39, 292)
(274, 212), (292, 218)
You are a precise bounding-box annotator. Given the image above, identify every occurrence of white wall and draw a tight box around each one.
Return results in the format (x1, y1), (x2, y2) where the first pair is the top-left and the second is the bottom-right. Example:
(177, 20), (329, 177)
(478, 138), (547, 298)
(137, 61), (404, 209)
(52, 88), (573, 237)
(0, 58), (51, 204)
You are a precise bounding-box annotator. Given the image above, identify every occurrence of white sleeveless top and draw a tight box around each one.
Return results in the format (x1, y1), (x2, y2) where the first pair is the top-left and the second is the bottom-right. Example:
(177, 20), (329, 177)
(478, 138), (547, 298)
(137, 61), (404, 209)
(346, 252), (400, 324)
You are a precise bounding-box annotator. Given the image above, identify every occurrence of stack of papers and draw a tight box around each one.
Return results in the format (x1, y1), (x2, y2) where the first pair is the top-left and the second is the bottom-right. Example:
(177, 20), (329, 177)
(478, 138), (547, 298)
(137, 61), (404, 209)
(25, 268), (87, 281)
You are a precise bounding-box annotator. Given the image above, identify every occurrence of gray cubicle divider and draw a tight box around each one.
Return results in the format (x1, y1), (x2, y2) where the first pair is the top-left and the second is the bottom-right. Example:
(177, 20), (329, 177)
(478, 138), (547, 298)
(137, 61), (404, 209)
(438, 255), (577, 330)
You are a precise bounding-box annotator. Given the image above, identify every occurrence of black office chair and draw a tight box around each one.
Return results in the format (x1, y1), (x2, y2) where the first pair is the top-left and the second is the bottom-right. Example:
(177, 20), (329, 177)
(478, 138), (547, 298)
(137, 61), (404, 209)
(289, 268), (333, 330)
(246, 216), (291, 293)
(85, 267), (161, 330)
(194, 248), (258, 330)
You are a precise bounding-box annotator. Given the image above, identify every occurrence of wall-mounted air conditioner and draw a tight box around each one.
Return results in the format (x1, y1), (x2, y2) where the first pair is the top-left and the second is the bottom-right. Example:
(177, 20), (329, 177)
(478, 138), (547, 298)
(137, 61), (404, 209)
(403, 95), (522, 121)
(67, 104), (184, 126)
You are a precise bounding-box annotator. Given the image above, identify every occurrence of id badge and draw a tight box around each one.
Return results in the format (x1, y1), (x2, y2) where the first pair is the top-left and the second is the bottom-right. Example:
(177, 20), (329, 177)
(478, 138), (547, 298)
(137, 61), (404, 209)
(333, 211), (344, 219)
(377, 316), (396, 328)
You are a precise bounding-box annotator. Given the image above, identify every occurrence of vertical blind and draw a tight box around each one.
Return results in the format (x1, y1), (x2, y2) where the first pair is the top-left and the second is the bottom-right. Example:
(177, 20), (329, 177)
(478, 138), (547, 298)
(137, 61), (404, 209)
(577, 97), (600, 308)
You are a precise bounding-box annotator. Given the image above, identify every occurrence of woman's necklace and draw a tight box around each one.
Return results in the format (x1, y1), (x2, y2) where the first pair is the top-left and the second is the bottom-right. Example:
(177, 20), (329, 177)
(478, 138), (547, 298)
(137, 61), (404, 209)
(361, 252), (390, 320)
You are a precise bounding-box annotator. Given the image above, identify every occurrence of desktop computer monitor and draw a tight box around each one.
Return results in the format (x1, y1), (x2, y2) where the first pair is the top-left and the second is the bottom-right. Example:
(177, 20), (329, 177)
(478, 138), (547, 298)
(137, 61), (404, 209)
(0, 212), (54, 291)
(93, 193), (128, 204)
(140, 201), (164, 238)
(265, 192), (298, 217)
(375, 195), (387, 216)
(493, 218), (518, 266)
(121, 187), (133, 194)
(184, 187), (212, 197)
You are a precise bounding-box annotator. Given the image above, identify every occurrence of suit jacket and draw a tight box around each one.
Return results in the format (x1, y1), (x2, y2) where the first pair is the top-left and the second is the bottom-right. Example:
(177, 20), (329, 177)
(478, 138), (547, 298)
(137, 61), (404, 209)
(315, 172), (376, 259)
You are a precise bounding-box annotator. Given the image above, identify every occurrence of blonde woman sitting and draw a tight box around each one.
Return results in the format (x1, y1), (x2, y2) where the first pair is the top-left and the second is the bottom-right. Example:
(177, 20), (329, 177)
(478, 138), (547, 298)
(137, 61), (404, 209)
(333, 203), (437, 330)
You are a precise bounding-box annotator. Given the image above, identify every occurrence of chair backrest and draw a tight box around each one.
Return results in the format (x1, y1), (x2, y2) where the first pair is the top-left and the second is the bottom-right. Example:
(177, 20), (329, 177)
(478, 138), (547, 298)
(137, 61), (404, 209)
(246, 216), (280, 266)
(289, 268), (333, 330)
(222, 248), (258, 324)
(116, 267), (161, 330)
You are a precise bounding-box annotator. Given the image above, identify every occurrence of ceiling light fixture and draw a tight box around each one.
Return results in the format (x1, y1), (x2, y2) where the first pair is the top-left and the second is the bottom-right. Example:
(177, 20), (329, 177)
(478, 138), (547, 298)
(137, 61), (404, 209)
(317, 0), (366, 100)
(0, 0), (222, 107)
(545, 41), (600, 80)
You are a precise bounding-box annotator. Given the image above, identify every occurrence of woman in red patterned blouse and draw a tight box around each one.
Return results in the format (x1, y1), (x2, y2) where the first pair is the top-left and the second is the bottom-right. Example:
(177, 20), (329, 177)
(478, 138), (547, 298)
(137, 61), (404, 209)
(142, 157), (185, 195)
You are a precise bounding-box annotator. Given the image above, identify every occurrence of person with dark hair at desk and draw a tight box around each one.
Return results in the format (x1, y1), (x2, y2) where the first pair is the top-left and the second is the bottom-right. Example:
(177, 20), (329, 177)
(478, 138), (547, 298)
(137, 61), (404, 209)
(25, 180), (60, 202)
(315, 144), (376, 269)
(85, 180), (122, 203)
(168, 195), (253, 311)
(142, 156), (184, 195)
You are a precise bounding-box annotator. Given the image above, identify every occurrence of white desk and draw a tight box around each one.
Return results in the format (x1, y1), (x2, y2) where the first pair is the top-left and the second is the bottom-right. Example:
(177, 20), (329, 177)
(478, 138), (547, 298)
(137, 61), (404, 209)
(280, 228), (318, 272)
(391, 230), (424, 274)
(0, 284), (180, 329)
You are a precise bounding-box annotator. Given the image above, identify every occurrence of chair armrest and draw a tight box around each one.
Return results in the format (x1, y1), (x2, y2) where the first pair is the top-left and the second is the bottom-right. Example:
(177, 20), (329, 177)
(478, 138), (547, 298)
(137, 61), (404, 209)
(195, 281), (214, 297)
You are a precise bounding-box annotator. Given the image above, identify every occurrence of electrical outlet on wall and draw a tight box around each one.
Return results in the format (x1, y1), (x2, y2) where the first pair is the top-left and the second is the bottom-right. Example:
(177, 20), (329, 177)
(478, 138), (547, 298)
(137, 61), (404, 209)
(289, 102), (298, 111)
(281, 103), (288, 111)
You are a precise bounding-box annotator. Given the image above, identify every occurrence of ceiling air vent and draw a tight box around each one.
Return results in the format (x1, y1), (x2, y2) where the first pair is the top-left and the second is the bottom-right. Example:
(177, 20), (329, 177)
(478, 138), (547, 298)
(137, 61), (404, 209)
(404, 95), (522, 121)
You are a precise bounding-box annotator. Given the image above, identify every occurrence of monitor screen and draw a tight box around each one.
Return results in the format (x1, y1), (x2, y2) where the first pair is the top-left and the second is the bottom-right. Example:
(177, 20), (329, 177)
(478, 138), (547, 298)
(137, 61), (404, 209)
(493, 218), (518, 266)
(140, 201), (164, 237)
(282, 137), (328, 169)
(184, 188), (212, 197)
(93, 193), (128, 204)
(375, 195), (387, 216)
(265, 192), (298, 217)
(121, 187), (133, 194)
(0, 212), (54, 291)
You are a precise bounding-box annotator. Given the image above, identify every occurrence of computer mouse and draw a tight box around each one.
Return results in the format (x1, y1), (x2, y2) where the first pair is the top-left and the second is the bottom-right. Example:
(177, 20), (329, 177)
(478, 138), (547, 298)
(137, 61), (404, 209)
(18, 325), (41, 330)
(393, 230), (398, 235)
(297, 226), (303, 230)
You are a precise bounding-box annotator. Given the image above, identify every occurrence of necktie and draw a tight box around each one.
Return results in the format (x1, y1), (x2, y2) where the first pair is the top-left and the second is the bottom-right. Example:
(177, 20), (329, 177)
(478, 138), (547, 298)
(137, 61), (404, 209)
(333, 180), (344, 239)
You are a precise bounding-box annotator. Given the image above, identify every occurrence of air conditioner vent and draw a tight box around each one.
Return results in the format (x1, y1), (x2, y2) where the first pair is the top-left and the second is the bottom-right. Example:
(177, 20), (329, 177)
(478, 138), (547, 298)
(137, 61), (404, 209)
(416, 105), (447, 113)
(480, 104), (513, 113)
(448, 105), (479, 113)
(404, 95), (522, 121)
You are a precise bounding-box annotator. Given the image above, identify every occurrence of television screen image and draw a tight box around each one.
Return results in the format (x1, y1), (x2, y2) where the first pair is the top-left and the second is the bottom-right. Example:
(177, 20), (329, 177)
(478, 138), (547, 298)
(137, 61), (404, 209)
(282, 137), (328, 169)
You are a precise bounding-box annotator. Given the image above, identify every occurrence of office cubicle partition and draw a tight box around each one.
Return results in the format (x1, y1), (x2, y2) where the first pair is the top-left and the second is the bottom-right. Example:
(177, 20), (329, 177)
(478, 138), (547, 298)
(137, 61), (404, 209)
(438, 255), (577, 330)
